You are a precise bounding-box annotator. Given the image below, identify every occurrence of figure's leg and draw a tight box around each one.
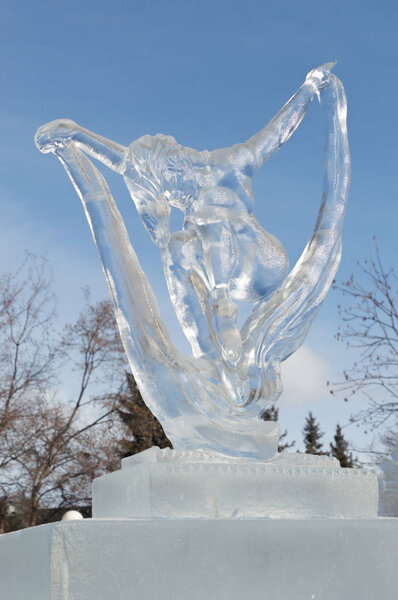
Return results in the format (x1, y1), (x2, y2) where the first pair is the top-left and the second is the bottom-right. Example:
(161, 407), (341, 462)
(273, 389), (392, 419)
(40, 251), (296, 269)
(35, 119), (127, 174)
(187, 198), (242, 367)
(163, 228), (253, 407)
(162, 229), (219, 361)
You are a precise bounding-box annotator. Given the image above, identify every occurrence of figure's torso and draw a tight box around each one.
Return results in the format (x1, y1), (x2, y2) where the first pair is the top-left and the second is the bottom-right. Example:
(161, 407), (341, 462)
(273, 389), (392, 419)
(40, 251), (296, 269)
(123, 133), (288, 301)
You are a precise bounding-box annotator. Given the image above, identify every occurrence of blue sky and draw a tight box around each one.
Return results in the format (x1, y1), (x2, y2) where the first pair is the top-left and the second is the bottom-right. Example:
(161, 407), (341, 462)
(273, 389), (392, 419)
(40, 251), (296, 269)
(1, 0), (397, 453)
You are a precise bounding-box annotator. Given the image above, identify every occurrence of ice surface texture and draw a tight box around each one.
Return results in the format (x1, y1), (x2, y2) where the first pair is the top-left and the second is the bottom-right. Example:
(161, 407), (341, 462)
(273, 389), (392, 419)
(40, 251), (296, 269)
(35, 63), (350, 459)
(3, 519), (398, 600)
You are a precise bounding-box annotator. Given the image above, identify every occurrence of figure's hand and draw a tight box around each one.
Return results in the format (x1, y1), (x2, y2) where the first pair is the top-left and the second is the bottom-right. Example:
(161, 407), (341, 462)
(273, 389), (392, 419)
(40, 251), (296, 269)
(305, 61), (336, 90)
(35, 119), (77, 153)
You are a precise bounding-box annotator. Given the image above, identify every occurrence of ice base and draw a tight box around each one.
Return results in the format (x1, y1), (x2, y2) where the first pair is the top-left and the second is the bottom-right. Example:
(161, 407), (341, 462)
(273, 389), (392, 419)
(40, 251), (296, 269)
(1, 449), (397, 600)
(93, 447), (379, 519)
(1, 518), (398, 600)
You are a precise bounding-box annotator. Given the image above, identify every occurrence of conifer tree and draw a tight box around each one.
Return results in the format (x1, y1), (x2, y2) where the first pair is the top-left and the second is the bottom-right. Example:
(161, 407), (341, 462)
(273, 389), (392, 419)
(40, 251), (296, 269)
(114, 372), (172, 458)
(261, 405), (295, 452)
(330, 424), (355, 468)
(302, 411), (324, 455)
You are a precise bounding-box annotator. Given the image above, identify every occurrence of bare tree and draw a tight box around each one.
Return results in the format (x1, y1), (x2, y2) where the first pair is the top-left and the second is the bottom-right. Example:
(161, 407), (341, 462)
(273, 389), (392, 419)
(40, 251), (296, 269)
(0, 257), (127, 530)
(17, 295), (127, 527)
(0, 254), (57, 469)
(7, 396), (121, 527)
(330, 239), (398, 431)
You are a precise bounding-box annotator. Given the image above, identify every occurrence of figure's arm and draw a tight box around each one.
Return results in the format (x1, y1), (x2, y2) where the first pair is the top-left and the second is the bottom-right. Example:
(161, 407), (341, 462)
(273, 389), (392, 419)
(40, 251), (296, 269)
(35, 119), (127, 174)
(36, 120), (172, 248)
(241, 73), (350, 412)
(241, 62), (336, 172)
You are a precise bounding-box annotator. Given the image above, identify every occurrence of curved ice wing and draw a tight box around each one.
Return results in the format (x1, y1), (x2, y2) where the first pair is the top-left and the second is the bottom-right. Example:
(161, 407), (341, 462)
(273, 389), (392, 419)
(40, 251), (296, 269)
(240, 74), (350, 414)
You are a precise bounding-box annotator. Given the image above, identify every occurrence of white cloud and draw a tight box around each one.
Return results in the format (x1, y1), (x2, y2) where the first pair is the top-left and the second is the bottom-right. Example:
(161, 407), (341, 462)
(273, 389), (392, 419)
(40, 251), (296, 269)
(279, 345), (331, 407)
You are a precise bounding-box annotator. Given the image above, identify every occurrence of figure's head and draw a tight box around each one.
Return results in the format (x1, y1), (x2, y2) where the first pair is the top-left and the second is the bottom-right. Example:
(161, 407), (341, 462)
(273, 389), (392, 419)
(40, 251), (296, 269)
(123, 134), (198, 247)
(163, 147), (198, 212)
(126, 134), (198, 214)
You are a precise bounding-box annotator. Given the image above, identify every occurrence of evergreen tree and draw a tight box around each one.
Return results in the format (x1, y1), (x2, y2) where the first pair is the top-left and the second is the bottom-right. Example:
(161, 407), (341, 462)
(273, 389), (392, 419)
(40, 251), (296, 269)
(114, 372), (172, 458)
(302, 411), (324, 455)
(330, 424), (355, 468)
(261, 405), (295, 452)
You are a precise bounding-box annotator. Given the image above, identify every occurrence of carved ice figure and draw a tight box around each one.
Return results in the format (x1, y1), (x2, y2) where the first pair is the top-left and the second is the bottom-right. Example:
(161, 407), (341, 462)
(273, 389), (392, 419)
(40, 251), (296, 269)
(35, 62), (350, 459)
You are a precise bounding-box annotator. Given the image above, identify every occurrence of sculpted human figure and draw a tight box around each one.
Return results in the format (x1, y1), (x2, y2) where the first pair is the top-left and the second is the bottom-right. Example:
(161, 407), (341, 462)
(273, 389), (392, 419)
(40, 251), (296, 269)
(35, 62), (350, 458)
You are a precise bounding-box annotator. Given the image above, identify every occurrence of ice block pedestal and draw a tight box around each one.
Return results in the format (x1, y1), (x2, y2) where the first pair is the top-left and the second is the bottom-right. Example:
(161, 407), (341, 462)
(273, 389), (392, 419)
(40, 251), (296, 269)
(1, 449), (398, 600)
(93, 447), (379, 519)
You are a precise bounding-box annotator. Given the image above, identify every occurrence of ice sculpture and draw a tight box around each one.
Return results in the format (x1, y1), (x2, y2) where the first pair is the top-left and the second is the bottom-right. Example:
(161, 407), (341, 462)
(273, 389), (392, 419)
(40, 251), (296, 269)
(379, 450), (398, 517)
(35, 62), (350, 459)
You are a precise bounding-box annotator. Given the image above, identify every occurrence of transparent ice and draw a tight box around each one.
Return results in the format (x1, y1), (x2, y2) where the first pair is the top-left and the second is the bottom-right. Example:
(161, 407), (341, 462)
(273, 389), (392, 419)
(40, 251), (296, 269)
(35, 62), (350, 459)
(379, 450), (398, 517)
